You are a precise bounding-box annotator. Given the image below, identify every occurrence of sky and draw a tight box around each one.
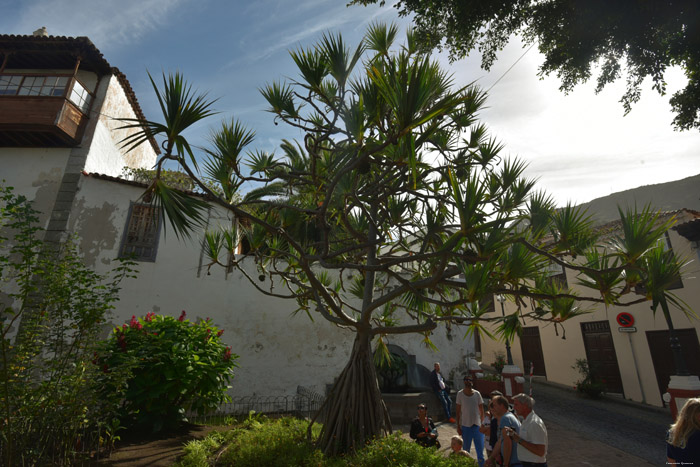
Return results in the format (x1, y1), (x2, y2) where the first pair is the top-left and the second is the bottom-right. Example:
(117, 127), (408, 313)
(2, 0), (699, 206)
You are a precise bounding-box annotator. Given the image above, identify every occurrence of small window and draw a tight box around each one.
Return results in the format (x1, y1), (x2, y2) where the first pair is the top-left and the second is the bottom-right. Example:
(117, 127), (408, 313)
(119, 203), (161, 261)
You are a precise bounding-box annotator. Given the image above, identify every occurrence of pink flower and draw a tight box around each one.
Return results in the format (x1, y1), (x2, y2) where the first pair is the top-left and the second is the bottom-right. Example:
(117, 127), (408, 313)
(216, 330), (224, 338)
(129, 315), (140, 329)
(178, 310), (187, 322)
(144, 312), (155, 322)
(223, 346), (232, 361)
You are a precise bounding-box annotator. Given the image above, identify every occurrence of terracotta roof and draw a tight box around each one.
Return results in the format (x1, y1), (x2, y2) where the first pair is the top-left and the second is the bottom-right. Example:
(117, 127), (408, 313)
(0, 34), (159, 154)
(81, 172), (214, 200)
(0, 34), (110, 72)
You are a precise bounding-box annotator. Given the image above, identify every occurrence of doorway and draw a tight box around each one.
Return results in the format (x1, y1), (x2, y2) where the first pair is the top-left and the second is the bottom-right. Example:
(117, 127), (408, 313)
(580, 320), (624, 394)
(520, 326), (547, 378)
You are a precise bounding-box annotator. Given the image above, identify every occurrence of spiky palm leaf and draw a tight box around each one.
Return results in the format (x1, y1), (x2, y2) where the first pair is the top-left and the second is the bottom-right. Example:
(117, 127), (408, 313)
(118, 72), (218, 167)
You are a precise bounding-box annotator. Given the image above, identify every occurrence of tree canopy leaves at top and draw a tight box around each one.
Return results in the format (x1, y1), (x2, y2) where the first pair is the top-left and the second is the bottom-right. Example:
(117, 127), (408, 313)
(118, 23), (694, 455)
(352, 0), (700, 131)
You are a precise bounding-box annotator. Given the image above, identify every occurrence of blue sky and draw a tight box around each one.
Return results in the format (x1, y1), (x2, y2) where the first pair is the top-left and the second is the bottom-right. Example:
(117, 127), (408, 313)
(3, 0), (699, 205)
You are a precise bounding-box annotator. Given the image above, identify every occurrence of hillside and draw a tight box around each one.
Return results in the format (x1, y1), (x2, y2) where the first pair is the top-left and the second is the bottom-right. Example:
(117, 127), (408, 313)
(576, 174), (700, 223)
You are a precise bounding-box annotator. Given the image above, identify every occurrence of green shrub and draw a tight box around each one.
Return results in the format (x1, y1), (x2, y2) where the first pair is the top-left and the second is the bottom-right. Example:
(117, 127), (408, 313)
(352, 433), (475, 467)
(0, 183), (135, 465)
(179, 417), (477, 466)
(97, 312), (238, 432)
(572, 358), (606, 399)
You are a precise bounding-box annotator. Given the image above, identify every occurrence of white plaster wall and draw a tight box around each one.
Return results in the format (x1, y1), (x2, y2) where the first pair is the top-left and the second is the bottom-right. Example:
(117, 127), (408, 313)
(70, 176), (476, 398)
(479, 220), (700, 407)
(83, 75), (157, 176)
(0, 147), (71, 226)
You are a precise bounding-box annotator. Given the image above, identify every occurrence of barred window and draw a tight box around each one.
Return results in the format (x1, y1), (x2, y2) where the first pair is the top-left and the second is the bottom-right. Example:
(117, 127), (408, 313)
(119, 203), (161, 261)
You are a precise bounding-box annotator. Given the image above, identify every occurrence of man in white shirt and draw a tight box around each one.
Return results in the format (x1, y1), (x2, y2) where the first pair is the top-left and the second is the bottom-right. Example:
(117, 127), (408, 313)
(456, 375), (485, 467)
(510, 393), (548, 467)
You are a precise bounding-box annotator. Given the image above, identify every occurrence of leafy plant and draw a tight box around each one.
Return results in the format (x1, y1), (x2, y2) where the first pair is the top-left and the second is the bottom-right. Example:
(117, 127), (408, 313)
(178, 416), (476, 466)
(480, 373), (502, 382)
(375, 352), (408, 393)
(572, 358), (606, 399)
(0, 183), (135, 466)
(491, 352), (506, 374)
(97, 311), (238, 432)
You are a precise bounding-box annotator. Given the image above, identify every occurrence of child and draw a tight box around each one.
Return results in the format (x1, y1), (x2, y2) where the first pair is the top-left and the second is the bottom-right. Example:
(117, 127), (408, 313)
(450, 435), (472, 458)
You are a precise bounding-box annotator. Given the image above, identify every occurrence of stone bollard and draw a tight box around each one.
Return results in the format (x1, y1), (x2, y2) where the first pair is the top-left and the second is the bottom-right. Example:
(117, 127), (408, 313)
(501, 365), (524, 400)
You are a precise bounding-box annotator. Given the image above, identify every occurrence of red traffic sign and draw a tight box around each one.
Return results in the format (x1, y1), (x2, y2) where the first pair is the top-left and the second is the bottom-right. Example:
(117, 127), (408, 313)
(616, 312), (635, 328)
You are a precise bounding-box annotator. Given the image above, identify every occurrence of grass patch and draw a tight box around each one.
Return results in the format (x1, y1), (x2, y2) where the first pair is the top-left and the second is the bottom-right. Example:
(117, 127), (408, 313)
(178, 416), (477, 466)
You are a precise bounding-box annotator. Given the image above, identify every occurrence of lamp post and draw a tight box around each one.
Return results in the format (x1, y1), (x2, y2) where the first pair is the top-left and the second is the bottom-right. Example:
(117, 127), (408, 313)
(496, 294), (514, 366)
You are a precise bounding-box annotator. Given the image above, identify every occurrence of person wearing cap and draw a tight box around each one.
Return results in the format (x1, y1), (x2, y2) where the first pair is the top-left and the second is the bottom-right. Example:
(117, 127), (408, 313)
(510, 393), (548, 467)
(410, 403), (440, 448)
(456, 375), (485, 467)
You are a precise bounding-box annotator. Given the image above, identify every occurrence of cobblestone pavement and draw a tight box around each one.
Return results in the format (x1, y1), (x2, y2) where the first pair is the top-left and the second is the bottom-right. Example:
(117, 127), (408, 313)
(398, 380), (671, 466)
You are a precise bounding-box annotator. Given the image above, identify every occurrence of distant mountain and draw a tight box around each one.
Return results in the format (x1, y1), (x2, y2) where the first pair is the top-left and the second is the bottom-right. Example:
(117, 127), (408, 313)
(576, 174), (700, 224)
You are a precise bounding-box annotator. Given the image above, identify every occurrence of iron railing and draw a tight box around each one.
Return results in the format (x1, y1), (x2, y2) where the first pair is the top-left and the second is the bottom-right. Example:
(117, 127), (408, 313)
(185, 385), (326, 424)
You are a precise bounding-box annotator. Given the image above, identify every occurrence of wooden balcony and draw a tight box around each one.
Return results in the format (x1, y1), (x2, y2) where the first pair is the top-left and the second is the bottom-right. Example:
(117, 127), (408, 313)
(0, 74), (92, 147)
(0, 96), (87, 146)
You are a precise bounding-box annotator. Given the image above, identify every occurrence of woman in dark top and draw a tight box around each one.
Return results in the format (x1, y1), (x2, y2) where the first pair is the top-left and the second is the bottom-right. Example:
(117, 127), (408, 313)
(410, 403), (440, 448)
(667, 397), (700, 465)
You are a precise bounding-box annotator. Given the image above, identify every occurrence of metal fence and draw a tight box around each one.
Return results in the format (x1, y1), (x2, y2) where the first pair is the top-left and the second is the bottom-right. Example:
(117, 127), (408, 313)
(186, 385), (326, 424)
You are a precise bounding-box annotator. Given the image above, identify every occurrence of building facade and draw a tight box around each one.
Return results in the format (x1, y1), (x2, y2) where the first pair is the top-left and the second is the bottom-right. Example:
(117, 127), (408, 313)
(479, 210), (700, 408)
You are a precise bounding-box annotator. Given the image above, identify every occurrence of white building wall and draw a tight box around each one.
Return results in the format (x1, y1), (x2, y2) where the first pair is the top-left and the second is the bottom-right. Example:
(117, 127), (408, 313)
(69, 175), (474, 397)
(84, 75), (157, 176)
(0, 147), (72, 226)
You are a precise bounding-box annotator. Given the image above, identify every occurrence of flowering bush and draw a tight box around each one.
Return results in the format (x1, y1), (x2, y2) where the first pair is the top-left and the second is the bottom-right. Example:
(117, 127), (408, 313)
(97, 311), (238, 432)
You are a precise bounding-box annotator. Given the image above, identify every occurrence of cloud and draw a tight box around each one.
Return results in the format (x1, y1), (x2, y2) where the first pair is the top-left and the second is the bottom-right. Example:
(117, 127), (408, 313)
(9, 0), (190, 52)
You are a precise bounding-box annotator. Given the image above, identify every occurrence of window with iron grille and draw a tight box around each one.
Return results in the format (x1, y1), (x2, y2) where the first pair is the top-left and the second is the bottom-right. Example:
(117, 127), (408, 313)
(119, 203), (161, 261)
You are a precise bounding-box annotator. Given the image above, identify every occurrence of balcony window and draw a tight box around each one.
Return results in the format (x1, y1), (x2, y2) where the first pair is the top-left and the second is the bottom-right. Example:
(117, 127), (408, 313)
(0, 75), (22, 95)
(68, 80), (91, 113)
(18, 76), (69, 96)
(0, 74), (91, 113)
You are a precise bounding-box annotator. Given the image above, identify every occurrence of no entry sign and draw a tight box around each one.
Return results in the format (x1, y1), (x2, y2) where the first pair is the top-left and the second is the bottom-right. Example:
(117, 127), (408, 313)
(616, 312), (635, 328)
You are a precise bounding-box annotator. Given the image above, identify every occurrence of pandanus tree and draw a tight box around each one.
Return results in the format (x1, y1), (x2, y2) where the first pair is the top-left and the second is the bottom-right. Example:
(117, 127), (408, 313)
(118, 24), (694, 455)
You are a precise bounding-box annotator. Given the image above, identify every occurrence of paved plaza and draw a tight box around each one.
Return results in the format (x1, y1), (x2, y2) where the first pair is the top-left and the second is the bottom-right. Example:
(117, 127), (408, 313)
(399, 379), (670, 466)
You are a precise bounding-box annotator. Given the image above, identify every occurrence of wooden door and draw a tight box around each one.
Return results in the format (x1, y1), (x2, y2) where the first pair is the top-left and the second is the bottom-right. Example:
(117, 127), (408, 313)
(520, 327), (547, 377)
(646, 328), (700, 405)
(580, 321), (624, 394)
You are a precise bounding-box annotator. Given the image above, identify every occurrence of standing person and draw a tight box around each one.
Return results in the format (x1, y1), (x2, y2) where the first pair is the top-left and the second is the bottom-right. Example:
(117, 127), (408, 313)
(667, 397), (700, 465)
(486, 395), (521, 467)
(481, 390), (503, 458)
(480, 400), (495, 457)
(410, 403), (440, 448)
(430, 362), (455, 423)
(510, 394), (547, 467)
(456, 375), (485, 467)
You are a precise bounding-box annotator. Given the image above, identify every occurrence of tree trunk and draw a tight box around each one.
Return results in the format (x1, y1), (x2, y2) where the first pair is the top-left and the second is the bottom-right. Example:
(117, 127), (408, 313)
(313, 330), (391, 456)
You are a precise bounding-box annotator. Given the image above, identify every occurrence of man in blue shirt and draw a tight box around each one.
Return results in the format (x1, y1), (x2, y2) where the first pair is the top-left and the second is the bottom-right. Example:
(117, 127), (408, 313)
(486, 395), (521, 467)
